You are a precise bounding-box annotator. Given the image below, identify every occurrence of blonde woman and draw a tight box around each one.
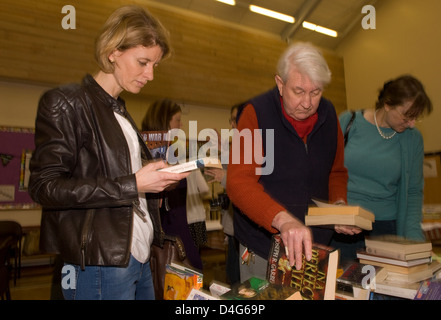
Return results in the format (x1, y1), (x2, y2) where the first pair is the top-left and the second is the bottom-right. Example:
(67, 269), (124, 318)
(29, 6), (188, 300)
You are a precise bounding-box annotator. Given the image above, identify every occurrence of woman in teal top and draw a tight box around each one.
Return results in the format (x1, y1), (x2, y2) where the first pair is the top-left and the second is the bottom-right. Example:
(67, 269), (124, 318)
(332, 75), (433, 261)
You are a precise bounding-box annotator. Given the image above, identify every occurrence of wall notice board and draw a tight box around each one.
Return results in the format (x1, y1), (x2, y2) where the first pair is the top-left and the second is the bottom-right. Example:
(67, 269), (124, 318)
(0, 126), (39, 209)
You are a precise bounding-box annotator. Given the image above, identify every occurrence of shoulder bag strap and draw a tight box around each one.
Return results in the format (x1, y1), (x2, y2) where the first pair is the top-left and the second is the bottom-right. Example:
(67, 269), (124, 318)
(344, 111), (356, 147)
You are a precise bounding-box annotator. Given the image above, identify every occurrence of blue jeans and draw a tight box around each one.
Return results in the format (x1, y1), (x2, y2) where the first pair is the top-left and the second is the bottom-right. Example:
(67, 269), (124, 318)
(62, 255), (155, 300)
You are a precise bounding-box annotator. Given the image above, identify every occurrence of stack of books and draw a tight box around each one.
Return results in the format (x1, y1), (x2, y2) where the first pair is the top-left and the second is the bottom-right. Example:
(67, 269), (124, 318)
(358, 235), (440, 299)
(305, 203), (375, 230)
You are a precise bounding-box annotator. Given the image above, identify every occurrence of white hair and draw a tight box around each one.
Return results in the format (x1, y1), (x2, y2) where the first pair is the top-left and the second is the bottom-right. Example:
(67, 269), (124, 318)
(277, 42), (331, 87)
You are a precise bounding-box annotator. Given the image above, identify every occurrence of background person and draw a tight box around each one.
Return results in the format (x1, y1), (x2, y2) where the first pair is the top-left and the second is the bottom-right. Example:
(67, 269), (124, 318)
(28, 6), (188, 300)
(332, 74), (433, 262)
(142, 98), (206, 270)
(204, 102), (241, 285)
(141, 98), (183, 139)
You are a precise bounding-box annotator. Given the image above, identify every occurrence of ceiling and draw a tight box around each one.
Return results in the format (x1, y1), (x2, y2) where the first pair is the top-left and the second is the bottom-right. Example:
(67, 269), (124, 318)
(147, 0), (378, 50)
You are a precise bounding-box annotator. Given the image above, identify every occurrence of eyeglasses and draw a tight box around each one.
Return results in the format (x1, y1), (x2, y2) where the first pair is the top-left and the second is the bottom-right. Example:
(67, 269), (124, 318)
(393, 108), (422, 123)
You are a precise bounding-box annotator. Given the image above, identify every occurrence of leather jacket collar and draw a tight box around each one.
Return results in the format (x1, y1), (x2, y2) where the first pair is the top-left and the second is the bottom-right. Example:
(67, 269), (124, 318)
(83, 74), (127, 117)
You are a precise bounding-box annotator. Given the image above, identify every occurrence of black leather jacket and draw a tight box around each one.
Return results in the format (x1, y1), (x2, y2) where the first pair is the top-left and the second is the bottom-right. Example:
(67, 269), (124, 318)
(29, 74), (164, 268)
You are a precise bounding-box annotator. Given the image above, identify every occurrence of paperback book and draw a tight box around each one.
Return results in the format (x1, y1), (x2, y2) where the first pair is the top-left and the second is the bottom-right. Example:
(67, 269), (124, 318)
(374, 277), (421, 299)
(364, 235), (432, 257)
(365, 246), (432, 261)
(308, 201), (375, 221)
(305, 214), (373, 230)
(163, 263), (203, 300)
(220, 277), (302, 300)
(383, 261), (441, 284)
(358, 258), (429, 275)
(306, 200), (374, 230)
(209, 281), (231, 298)
(159, 157), (222, 173)
(186, 288), (219, 300)
(356, 251), (432, 268)
(337, 261), (386, 290)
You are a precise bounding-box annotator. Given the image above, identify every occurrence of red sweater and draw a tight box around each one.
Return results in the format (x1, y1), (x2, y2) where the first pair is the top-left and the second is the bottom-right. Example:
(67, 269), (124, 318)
(227, 103), (348, 234)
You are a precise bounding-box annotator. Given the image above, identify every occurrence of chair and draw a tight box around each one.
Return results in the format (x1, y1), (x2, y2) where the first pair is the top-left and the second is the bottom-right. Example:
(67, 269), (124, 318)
(0, 235), (13, 300)
(0, 221), (22, 285)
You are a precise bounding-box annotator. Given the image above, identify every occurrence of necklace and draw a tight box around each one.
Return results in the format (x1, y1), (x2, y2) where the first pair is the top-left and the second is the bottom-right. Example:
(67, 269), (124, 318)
(374, 109), (396, 140)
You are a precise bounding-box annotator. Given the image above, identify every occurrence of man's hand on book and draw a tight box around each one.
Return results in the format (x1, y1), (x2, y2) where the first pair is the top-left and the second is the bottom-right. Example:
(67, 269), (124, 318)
(334, 225), (362, 235)
(272, 211), (313, 270)
(135, 161), (189, 193)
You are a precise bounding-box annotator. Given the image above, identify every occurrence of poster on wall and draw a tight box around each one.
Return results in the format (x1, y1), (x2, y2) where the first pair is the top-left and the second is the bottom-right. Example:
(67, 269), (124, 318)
(0, 126), (40, 210)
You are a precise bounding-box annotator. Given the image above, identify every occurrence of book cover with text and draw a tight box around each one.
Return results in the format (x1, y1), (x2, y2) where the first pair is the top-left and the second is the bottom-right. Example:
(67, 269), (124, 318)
(267, 234), (339, 300)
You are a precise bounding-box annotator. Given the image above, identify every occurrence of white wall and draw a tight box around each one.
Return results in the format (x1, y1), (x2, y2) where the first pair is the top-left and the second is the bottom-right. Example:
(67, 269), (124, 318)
(337, 0), (441, 153)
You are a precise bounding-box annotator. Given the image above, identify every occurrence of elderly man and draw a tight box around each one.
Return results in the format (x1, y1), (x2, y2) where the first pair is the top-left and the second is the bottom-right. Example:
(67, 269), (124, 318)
(227, 42), (357, 281)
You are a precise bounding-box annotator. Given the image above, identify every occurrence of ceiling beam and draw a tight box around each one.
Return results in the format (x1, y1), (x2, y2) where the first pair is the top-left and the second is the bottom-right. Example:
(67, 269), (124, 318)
(281, 0), (322, 43)
(333, 0), (378, 48)
(339, 0), (378, 38)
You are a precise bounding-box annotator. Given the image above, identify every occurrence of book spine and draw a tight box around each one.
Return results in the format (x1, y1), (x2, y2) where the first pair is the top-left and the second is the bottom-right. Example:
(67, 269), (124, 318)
(160, 161), (198, 173)
(366, 247), (406, 260)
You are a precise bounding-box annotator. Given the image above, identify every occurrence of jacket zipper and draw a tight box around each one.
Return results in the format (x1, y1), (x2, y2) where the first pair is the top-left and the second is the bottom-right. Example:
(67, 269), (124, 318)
(80, 209), (95, 270)
(132, 199), (147, 222)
